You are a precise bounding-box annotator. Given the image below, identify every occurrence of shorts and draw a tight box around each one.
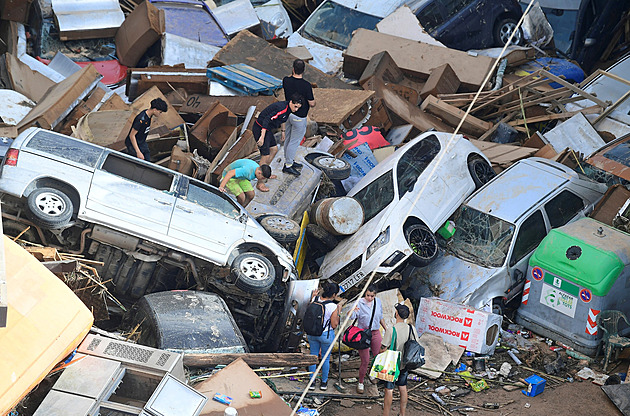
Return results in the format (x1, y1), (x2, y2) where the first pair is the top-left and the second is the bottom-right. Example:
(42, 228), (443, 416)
(384, 370), (408, 389)
(252, 122), (277, 156)
(225, 178), (253, 197)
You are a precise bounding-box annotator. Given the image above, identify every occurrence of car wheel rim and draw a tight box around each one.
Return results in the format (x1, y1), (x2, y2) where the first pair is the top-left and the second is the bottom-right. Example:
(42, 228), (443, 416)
(408, 227), (437, 259)
(474, 162), (494, 184)
(500, 23), (519, 44)
(267, 216), (296, 231)
(35, 192), (66, 216)
(240, 257), (270, 281)
(318, 157), (345, 170)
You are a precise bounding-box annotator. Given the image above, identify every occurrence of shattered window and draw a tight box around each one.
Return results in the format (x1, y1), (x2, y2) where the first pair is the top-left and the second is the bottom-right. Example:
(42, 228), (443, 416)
(602, 141), (630, 167)
(509, 210), (547, 267)
(301, 1), (381, 49)
(448, 206), (514, 268)
(185, 180), (240, 219)
(26, 130), (103, 167)
(396, 135), (440, 197)
(352, 170), (394, 223)
(544, 190), (584, 228)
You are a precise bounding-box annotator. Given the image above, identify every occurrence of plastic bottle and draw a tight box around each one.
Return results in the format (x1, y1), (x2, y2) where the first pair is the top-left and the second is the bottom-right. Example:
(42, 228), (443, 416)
(408, 374), (422, 382)
(225, 407), (238, 416)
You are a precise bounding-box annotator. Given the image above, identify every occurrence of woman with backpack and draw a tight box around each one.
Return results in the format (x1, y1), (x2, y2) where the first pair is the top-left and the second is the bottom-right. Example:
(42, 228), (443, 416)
(351, 285), (387, 394)
(306, 281), (344, 391)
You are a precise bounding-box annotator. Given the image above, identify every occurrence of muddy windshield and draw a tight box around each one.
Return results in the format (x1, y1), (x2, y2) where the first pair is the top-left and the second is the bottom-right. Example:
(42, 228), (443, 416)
(448, 206), (514, 268)
(301, 1), (381, 49)
(352, 170), (394, 223)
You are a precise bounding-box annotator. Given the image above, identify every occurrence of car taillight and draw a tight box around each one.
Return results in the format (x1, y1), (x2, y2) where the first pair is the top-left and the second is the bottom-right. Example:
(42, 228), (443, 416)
(5, 149), (18, 166)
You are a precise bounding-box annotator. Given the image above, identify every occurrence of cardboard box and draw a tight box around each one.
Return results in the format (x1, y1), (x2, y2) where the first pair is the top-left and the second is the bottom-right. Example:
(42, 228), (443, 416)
(416, 297), (502, 354)
(115, 0), (165, 67)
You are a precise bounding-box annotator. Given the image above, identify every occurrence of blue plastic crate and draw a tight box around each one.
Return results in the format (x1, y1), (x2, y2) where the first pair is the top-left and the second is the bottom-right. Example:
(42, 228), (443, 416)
(522, 374), (546, 397)
(206, 64), (282, 96)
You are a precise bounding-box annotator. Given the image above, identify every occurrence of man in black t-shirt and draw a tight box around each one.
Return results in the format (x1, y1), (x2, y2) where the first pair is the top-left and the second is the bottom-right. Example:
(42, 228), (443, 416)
(125, 98), (167, 161)
(282, 59), (316, 176)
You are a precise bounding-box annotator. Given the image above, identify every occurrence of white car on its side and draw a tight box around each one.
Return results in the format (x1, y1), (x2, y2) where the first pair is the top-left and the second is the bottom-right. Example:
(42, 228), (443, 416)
(319, 131), (495, 292)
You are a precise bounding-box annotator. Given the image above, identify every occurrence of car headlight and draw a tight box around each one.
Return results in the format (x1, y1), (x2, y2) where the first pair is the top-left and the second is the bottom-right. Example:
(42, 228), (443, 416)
(366, 227), (390, 260)
(270, 12), (286, 28)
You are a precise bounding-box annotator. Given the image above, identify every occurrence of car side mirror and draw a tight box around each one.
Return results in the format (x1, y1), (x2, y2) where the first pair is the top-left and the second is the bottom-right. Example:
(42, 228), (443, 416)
(584, 38), (596, 47)
(514, 269), (524, 282)
(239, 213), (248, 224)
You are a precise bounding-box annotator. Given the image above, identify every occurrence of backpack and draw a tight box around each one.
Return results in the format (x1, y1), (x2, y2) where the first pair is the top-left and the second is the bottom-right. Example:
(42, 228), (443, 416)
(402, 324), (425, 371)
(303, 298), (334, 336)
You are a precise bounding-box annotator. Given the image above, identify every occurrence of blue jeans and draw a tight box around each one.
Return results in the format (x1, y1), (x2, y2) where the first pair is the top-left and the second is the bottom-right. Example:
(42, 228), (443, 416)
(308, 329), (335, 383)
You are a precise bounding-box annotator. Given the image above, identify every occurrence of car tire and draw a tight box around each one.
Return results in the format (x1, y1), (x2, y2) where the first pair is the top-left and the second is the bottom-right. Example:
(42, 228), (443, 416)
(306, 223), (339, 252)
(259, 215), (300, 244)
(494, 18), (523, 46)
(312, 156), (351, 180)
(27, 187), (73, 229)
(231, 252), (275, 294)
(492, 297), (505, 316)
(468, 157), (496, 189)
(404, 223), (439, 267)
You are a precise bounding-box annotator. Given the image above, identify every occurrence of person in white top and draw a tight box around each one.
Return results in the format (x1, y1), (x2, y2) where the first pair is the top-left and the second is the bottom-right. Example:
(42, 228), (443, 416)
(307, 282), (345, 391)
(350, 285), (388, 394)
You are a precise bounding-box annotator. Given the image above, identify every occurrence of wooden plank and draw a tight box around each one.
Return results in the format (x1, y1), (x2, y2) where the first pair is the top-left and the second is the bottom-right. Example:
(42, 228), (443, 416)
(180, 94), (277, 115)
(485, 87), (573, 118)
(478, 112), (516, 141)
(593, 89), (630, 125)
(420, 95), (492, 136)
(380, 87), (453, 133)
(211, 30), (354, 90)
(343, 29), (495, 91)
(508, 105), (602, 126)
(183, 352), (318, 368)
(280, 88), (375, 126)
(539, 69), (609, 108)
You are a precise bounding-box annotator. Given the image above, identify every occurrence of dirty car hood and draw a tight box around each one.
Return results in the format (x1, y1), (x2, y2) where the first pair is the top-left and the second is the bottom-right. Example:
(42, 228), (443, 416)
(409, 250), (499, 304)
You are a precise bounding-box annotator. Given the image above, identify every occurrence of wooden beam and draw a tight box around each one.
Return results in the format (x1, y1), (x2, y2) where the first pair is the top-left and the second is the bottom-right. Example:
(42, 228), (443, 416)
(420, 95), (492, 136)
(593, 89), (630, 125)
(508, 105), (602, 126)
(539, 69), (609, 108)
(183, 352), (319, 368)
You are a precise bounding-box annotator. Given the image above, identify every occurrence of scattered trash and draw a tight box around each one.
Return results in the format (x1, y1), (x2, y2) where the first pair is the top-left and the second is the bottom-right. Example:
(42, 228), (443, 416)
(483, 402), (500, 409)
(508, 350), (522, 365)
(431, 392), (446, 406)
(499, 362), (512, 377)
(214, 393), (234, 405)
(249, 390), (262, 398)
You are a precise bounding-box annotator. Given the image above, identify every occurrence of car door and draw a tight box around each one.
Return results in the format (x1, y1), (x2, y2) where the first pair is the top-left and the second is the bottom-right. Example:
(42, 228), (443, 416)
(168, 178), (246, 259)
(396, 135), (449, 231)
(86, 153), (176, 236)
(506, 210), (548, 300)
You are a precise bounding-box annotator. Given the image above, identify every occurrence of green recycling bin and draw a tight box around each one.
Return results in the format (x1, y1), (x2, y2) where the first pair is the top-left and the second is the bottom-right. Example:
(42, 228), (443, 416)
(515, 217), (630, 355)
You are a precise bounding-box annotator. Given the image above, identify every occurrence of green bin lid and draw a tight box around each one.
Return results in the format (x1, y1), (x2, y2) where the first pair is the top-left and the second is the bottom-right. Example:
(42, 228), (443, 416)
(529, 226), (624, 297)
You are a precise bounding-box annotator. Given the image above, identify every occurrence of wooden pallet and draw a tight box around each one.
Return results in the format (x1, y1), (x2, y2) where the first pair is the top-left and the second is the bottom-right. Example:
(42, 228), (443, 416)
(206, 63), (282, 96)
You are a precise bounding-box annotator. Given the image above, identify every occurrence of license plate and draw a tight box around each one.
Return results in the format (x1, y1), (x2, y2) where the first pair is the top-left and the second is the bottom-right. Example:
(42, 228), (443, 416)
(340, 270), (366, 292)
(539, 283), (577, 318)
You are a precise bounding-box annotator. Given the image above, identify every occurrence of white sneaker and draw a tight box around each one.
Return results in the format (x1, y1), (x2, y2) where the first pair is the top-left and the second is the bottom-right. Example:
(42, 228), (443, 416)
(357, 382), (365, 394)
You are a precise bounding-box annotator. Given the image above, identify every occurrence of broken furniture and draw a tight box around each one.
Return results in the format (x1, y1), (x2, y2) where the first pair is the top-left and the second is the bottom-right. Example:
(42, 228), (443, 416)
(51, 0), (125, 41)
(210, 30), (354, 90)
(115, 0), (165, 67)
(126, 66), (209, 101)
(597, 310), (630, 372)
(33, 334), (206, 416)
(206, 63), (282, 96)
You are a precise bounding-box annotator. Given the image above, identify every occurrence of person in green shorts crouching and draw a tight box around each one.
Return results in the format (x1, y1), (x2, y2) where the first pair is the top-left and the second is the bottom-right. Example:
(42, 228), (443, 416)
(219, 159), (272, 207)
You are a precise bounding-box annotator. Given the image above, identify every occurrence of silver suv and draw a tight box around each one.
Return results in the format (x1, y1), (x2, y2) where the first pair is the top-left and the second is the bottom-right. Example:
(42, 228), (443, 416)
(0, 127), (302, 350)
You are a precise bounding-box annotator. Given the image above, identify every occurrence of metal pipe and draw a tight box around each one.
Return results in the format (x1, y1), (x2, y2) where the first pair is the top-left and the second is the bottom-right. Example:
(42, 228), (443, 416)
(67, 228), (92, 255)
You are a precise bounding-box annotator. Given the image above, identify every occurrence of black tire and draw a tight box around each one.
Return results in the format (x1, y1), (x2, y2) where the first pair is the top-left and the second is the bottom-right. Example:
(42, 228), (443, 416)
(312, 156), (351, 180)
(259, 215), (300, 244)
(492, 297), (505, 316)
(306, 223), (339, 252)
(404, 223), (438, 267)
(27, 187), (73, 229)
(494, 17), (523, 46)
(468, 157), (496, 189)
(231, 252), (275, 294)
